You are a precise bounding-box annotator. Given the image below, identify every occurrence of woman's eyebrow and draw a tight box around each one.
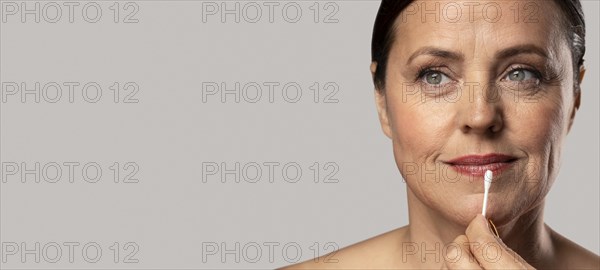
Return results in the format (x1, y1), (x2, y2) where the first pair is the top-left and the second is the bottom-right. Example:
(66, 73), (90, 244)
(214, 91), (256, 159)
(406, 46), (464, 65)
(495, 44), (549, 60)
(405, 44), (549, 65)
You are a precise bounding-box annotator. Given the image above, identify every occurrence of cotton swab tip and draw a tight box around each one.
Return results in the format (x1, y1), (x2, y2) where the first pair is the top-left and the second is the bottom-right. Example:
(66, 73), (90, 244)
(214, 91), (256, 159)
(482, 170), (493, 217)
(485, 170), (493, 182)
(484, 170), (493, 187)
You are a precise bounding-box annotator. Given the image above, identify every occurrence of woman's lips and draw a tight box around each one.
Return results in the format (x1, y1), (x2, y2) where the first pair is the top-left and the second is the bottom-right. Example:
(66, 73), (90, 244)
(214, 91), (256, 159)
(444, 154), (518, 177)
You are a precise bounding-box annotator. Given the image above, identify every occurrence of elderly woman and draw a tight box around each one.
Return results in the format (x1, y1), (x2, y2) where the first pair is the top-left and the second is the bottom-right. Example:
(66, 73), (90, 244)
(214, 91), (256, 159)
(284, 0), (599, 269)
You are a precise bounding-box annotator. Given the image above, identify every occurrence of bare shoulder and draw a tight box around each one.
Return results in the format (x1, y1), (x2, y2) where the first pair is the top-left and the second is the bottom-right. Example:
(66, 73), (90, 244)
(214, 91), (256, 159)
(278, 226), (410, 269)
(549, 227), (600, 269)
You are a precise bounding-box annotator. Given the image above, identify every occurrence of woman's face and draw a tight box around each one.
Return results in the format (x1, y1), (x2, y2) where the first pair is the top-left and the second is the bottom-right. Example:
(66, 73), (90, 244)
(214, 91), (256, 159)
(374, 0), (582, 225)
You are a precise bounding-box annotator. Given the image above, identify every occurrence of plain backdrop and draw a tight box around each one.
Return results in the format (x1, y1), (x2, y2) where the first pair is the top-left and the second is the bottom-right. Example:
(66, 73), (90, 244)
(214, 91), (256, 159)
(1, 0), (598, 269)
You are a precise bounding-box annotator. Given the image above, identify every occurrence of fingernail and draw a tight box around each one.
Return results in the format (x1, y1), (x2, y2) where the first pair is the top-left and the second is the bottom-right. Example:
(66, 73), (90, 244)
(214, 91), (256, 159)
(487, 218), (500, 238)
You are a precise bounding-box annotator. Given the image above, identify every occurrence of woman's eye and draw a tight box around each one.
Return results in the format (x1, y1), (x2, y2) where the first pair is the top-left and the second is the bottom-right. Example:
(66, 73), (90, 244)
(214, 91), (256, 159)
(505, 69), (538, 82)
(422, 71), (450, 85)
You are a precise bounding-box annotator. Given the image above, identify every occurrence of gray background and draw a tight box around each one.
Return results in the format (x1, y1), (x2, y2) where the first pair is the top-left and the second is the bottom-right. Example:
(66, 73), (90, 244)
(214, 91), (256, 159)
(0, 0), (598, 268)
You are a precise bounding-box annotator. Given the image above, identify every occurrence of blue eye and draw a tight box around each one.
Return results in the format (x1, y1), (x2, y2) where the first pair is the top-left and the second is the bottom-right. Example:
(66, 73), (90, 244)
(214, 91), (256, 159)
(506, 69), (538, 82)
(422, 71), (450, 85)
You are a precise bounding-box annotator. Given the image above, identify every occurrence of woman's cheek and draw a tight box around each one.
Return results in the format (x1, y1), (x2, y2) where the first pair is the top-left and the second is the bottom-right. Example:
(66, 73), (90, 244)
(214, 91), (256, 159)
(391, 104), (434, 164)
(391, 107), (452, 193)
(510, 97), (564, 203)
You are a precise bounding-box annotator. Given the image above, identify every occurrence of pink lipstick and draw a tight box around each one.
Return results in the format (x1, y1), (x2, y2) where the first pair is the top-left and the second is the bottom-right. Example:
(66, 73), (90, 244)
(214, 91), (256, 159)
(444, 154), (517, 177)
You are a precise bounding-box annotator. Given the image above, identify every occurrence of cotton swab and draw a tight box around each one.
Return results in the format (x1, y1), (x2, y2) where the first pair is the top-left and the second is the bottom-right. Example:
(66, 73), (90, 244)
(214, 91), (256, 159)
(482, 170), (493, 217)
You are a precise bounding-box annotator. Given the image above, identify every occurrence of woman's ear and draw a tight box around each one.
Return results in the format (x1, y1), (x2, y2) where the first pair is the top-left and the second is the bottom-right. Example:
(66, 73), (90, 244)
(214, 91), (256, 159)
(578, 65), (586, 84)
(568, 66), (585, 133)
(371, 62), (393, 139)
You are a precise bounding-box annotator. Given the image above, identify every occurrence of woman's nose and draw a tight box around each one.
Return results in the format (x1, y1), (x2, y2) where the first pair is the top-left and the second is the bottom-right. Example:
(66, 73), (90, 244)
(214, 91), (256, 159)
(458, 82), (504, 135)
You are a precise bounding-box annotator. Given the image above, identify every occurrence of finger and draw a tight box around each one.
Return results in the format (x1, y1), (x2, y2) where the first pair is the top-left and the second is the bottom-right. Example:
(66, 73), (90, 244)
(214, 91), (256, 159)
(443, 234), (482, 270)
(465, 214), (535, 269)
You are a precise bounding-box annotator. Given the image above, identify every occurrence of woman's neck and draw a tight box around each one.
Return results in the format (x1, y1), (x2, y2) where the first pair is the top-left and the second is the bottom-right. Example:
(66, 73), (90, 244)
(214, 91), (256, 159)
(402, 188), (554, 269)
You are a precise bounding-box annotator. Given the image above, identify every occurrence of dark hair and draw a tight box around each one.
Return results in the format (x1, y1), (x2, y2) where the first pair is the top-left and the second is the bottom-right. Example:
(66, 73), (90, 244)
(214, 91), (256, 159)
(371, 0), (586, 93)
